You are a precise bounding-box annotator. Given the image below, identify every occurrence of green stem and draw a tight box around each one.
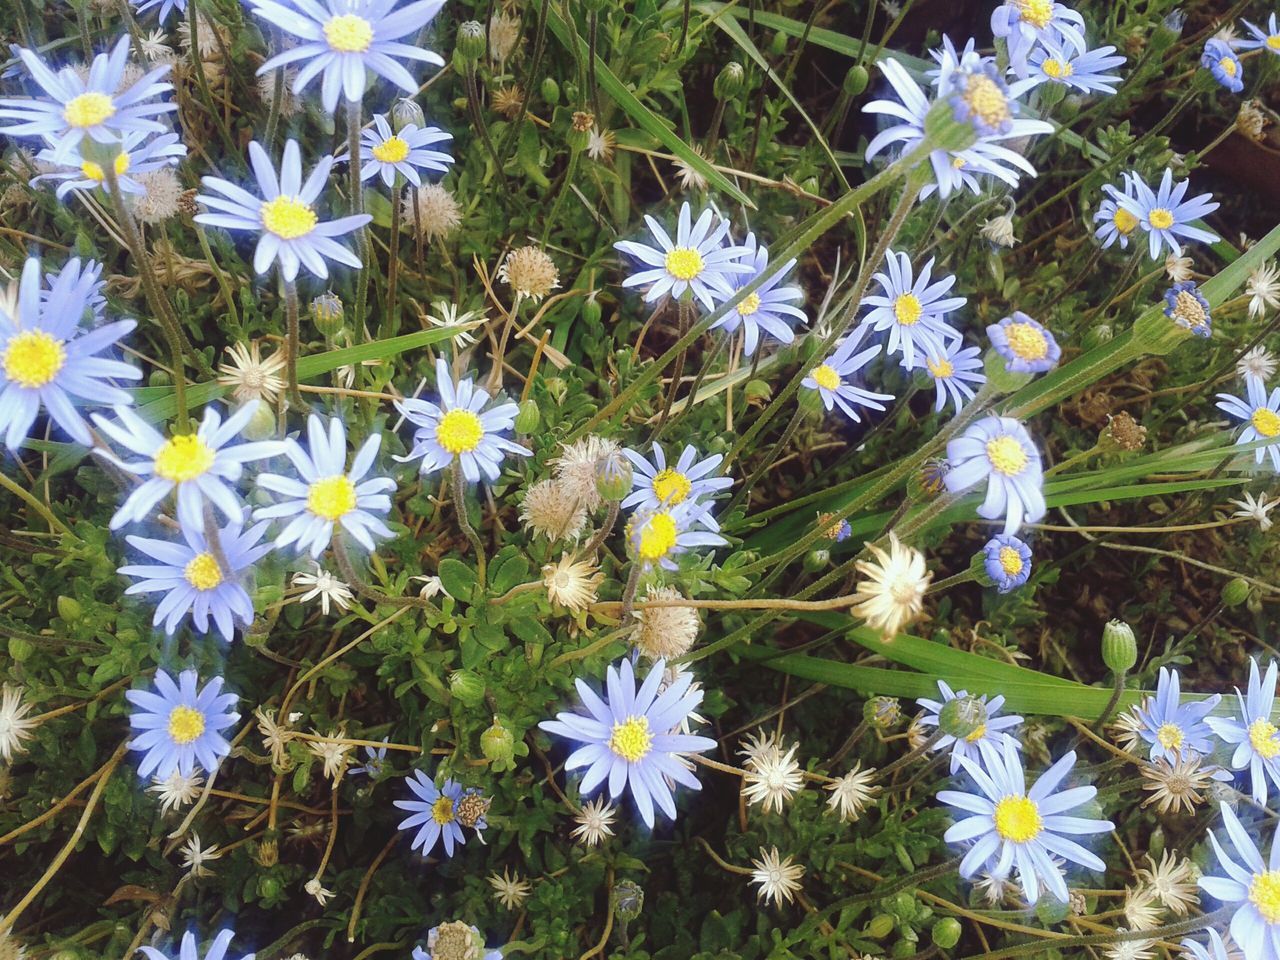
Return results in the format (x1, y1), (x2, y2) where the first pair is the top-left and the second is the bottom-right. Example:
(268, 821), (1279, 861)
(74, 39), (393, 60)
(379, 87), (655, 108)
(347, 99), (371, 339)
(451, 457), (487, 587)
(284, 278), (301, 405)
(384, 182), (402, 340)
(195, 223), (240, 330)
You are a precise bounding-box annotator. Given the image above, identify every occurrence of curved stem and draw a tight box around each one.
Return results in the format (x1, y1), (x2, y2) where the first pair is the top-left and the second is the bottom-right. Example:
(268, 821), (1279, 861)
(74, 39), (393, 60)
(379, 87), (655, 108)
(451, 457), (487, 587)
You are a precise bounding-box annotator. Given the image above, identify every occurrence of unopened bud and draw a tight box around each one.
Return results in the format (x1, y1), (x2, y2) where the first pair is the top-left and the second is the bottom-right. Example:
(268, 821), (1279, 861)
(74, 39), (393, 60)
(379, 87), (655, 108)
(613, 880), (644, 921)
(867, 914), (895, 938)
(240, 401), (278, 441)
(803, 548), (831, 573)
(1223, 578), (1251, 608)
(932, 917), (962, 949)
(449, 669), (486, 707)
(843, 64), (869, 97)
(1101, 619), (1137, 674)
(714, 62), (745, 100)
(541, 76), (560, 104)
(514, 398), (541, 434)
(456, 21), (486, 62)
(481, 716), (516, 765)
(595, 450), (633, 502)
(938, 696), (987, 740)
(310, 291), (344, 335)
(391, 97), (426, 131)
(865, 696), (901, 730)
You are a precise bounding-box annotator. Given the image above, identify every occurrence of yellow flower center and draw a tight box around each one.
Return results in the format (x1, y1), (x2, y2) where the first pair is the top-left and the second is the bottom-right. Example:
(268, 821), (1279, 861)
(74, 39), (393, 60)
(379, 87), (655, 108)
(323, 13), (374, 52)
(435, 408), (485, 454)
(167, 705), (206, 745)
(1004, 321), (1049, 361)
(636, 512), (678, 561)
(261, 196), (319, 240)
(63, 91), (116, 128)
(3, 330), (66, 388)
(664, 247), (704, 282)
(372, 135), (410, 163)
(1253, 408), (1280, 438)
(993, 794), (1042, 843)
(961, 73), (1012, 130)
(81, 151), (131, 183)
(998, 546), (1023, 576)
(1250, 717), (1280, 758)
(986, 435), (1029, 476)
(737, 291), (762, 317)
(1220, 57), (1238, 77)
(951, 155), (967, 169)
(1268, 35), (1280, 50)
(812, 363), (841, 391)
(1156, 723), (1184, 751)
(608, 715), (653, 762)
(153, 434), (215, 483)
(1148, 208), (1175, 231)
(307, 475), (357, 521)
(652, 468), (692, 505)
(1041, 58), (1074, 79)
(1015, 0), (1054, 29)
(1251, 871), (1280, 924)
(894, 292), (923, 326)
(184, 552), (224, 591)
(964, 723), (988, 743)
(926, 356), (954, 379)
(1113, 207), (1139, 235)
(431, 795), (456, 824)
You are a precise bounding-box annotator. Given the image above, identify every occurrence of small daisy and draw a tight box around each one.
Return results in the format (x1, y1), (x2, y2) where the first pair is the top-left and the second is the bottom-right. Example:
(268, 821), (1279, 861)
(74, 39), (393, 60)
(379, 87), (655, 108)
(990, 0), (1087, 76)
(134, 0), (186, 23)
(825, 763), (879, 821)
(291, 562), (355, 614)
(1025, 37), (1126, 94)
(344, 113), (453, 189)
(914, 342), (986, 415)
(802, 335), (895, 423)
(621, 443), (732, 517)
(1094, 175), (1142, 250)
(1230, 492), (1278, 531)
(218, 341), (288, 405)
(1239, 346), (1278, 382)
(542, 555), (603, 613)
(1133, 667), (1221, 764)
(1141, 754), (1215, 816)
(1166, 253), (1195, 283)
(1238, 14), (1280, 56)
(944, 415), (1046, 535)
(862, 250), (965, 369)
(307, 729), (352, 779)
(613, 201), (752, 312)
(125, 669), (238, 779)
(1139, 850), (1200, 915)
(424, 301), (483, 347)
(413, 923), (502, 960)
(987, 312), (1061, 373)
(1216, 375), (1280, 473)
(394, 769), (468, 858)
(0, 684), (38, 762)
(625, 502), (727, 571)
(254, 413), (396, 558)
(347, 739), (388, 778)
(750, 847), (805, 908)
(1199, 802), (1280, 960)
(395, 358), (529, 483)
(1247, 263), (1280, 320)
(30, 130), (186, 200)
(708, 232), (806, 356)
(488, 868), (532, 910)
(1206, 658), (1280, 803)
(571, 796), (616, 846)
(983, 533), (1032, 593)
(148, 770), (204, 814)
(917, 679), (1024, 772)
(938, 739), (1113, 904)
(741, 738), (804, 814)
(852, 532), (930, 638)
(1202, 39), (1245, 94)
(179, 833), (223, 877)
(119, 517), (273, 642)
(139, 931), (252, 960)
(1116, 168), (1220, 261)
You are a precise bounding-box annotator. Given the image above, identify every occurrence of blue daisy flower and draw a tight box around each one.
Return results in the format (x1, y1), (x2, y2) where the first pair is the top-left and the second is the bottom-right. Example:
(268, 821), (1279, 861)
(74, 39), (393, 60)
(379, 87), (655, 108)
(983, 534), (1032, 592)
(254, 413), (396, 558)
(1025, 37), (1126, 94)
(42, 257), (106, 322)
(1216, 375), (1280, 473)
(1132, 666), (1221, 764)
(626, 502), (727, 571)
(413, 925), (502, 960)
(133, 0), (187, 24)
(1116, 168), (1220, 261)
(1180, 930), (1233, 960)
(708, 232), (806, 356)
(1093, 174), (1142, 250)
(250, 0), (447, 114)
(194, 139), (372, 282)
(944, 415), (1046, 535)
(348, 738), (389, 777)
(0, 37), (177, 162)
(139, 931), (252, 960)
(394, 768), (467, 857)
(343, 113), (453, 189)
(937, 739), (1113, 905)
(394, 357), (530, 483)
(119, 517), (273, 642)
(1202, 39), (1245, 93)
(1206, 658), (1280, 804)
(613, 202), (752, 312)
(862, 250), (965, 368)
(539, 657), (716, 828)
(126, 669), (239, 778)
(913, 342), (985, 414)
(621, 443), (732, 518)
(31, 129), (186, 200)
(802, 334), (895, 423)
(1199, 802), (1280, 960)
(93, 402), (283, 532)
(1165, 280), (1213, 338)
(987, 312), (1061, 373)
(0, 256), (141, 449)
(916, 679), (1024, 773)
(990, 0), (1087, 77)
(1238, 14), (1280, 56)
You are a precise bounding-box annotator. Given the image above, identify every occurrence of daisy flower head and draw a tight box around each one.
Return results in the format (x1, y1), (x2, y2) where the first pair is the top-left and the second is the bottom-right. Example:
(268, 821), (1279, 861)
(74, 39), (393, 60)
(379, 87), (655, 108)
(394, 357), (529, 482)
(914, 341), (986, 414)
(138, 931), (253, 960)
(983, 533), (1032, 593)
(1179, 930), (1233, 960)
(708, 232), (806, 356)
(1202, 39), (1245, 94)
(917, 679), (1024, 772)
(1025, 37), (1126, 94)
(250, 0), (447, 114)
(31, 130), (186, 201)
(990, 0), (1087, 76)
(0, 684), (38, 762)
(93, 402), (283, 532)
(1199, 802), (1280, 960)
(539, 657), (716, 828)
(346, 113), (453, 189)
(412, 922), (502, 960)
(119, 517), (273, 642)
(1117, 168), (1220, 261)
(613, 201), (752, 312)
(571, 796), (616, 846)
(987, 311), (1061, 373)
(750, 847), (805, 908)
(348, 739), (388, 777)
(194, 139), (372, 282)
(291, 561), (354, 613)
(1216, 375), (1280, 472)
(0, 256), (141, 449)
(1134, 665), (1222, 763)
(938, 738), (1113, 904)
(1094, 174), (1142, 250)
(862, 250), (966, 369)
(621, 443), (732, 518)
(1206, 658), (1280, 804)
(1248, 263), (1280, 320)
(625, 502), (727, 571)
(1238, 14), (1280, 56)
(0, 37), (176, 162)
(802, 334), (895, 423)
(253, 413), (395, 558)
(394, 769), (469, 857)
(851, 531), (931, 639)
(126, 669), (238, 779)
(944, 415), (1046, 535)
(1164, 280), (1213, 338)
(1231, 491), (1278, 531)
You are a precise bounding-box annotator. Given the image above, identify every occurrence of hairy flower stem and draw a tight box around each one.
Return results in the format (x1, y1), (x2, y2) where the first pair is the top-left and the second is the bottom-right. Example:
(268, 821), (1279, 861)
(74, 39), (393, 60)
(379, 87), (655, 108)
(465, 64), (506, 185)
(347, 99), (371, 338)
(649, 299), (692, 442)
(451, 458), (487, 587)
(704, 96), (727, 158)
(284, 278), (302, 405)
(878, 729), (945, 778)
(186, 0), (239, 161)
(384, 183), (403, 340)
(618, 560), (642, 622)
(960, 905), (1232, 960)
(730, 406), (805, 513)
(587, 12), (601, 117)
(195, 224), (240, 330)
(582, 500), (620, 558)
(1092, 668), (1128, 733)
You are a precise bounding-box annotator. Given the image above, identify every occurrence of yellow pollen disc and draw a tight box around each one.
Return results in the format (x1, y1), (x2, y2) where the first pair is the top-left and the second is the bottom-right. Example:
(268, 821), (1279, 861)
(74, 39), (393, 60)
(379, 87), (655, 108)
(372, 135), (410, 163)
(1113, 207), (1139, 235)
(1268, 35), (1280, 50)
(1156, 723), (1184, 751)
(153, 434), (215, 483)
(184, 552), (224, 591)
(167, 705), (206, 745)
(664, 247), (705, 282)
(998, 546), (1023, 576)
(986, 435), (1029, 476)
(926, 356), (954, 379)
(811, 363), (841, 391)
(894, 292), (923, 326)
(1041, 58), (1073, 79)
(963, 74), (1012, 129)
(1253, 407), (1280, 438)
(431, 795), (456, 824)
(652, 468), (692, 505)
(63, 91), (116, 128)
(261, 196), (319, 240)
(435, 408), (485, 454)
(1004, 322), (1049, 361)
(993, 794), (1043, 843)
(307, 475), (357, 521)
(1220, 57), (1238, 77)
(1148, 208), (1175, 231)
(1016, 0), (1054, 29)
(637, 512), (678, 561)
(951, 155), (967, 169)
(608, 715), (653, 762)
(964, 723), (988, 743)
(1251, 871), (1280, 924)
(323, 13), (374, 51)
(81, 151), (130, 183)
(737, 291), (762, 317)
(3, 330), (66, 388)
(1250, 717), (1280, 758)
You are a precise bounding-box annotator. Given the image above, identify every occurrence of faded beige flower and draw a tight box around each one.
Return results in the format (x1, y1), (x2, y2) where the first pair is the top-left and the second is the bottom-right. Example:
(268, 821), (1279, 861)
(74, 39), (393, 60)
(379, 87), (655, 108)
(148, 771), (204, 815)
(257, 69), (301, 118)
(851, 533), (930, 639)
(488, 867), (532, 909)
(308, 730), (352, 780)
(980, 213), (1017, 248)
(1164, 253), (1194, 283)
(256, 707), (296, 769)
(825, 762), (879, 822)
(1141, 754), (1213, 815)
(179, 833), (222, 877)
(542, 555), (602, 612)
(291, 562), (355, 614)
(742, 739), (804, 814)
(571, 796), (615, 846)
(520, 479), (589, 542)
(1238, 345), (1278, 382)
(551, 434), (620, 511)
(629, 585), (700, 658)
(491, 84), (525, 120)
(498, 245), (560, 302)
(304, 878), (334, 905)
(129, 167), (184, 224)
(403, 184), (462, 241)
(1111, 701), (1148, 754)
(1135, 850), (1199, 916)
(1122, 885), (1164, 931)
(673, 144), (709, 192)
(1102, 937), (1156, 960)
(0, 928), (27, 960)
(1237, 99), (1269, 141)
(0, 685), (37, 762)
(750, 847), (804, 907)
(178, 12), (224, 58)
(1247, 262), (1280, 320)
(218, 340), (287, 404)
(489, 11), (522, 62)
(425, 300), (485, 347)
(587, 126), (616, 163)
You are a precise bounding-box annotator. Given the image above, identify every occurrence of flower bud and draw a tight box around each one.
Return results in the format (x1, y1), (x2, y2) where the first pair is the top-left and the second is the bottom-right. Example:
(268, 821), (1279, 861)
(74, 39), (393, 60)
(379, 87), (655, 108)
(240, 401), (278, 441)
(843, 64), (869, 97)
(938, 696), (987, 740)
(864, 696), (901, 730)
(1101, 619), (1137, 674)
(595, 449), (633, 502)
(803, 548), (831, 572)
(391, 97), (426, 131)
(541, 76), (560, 104)
(149, 369), (172, 388)
(745, 378), (772, 403)
(582, 296), (603, 326)
(481, 716), (516, 766)
(1223, 577), (1251, 608)
(1082, 323), (1113, 350)
(867, 914), (895, 939)
(613, 880), (644, 922)
(449, 669), (486, 707)
(57, 595), (83, 621)
(310, 291), (344, 336)
(514, 398), (541, 435)
(714, 62), (745, 100)
(923, 97), (978, 154)
(455, 21), (487, 62)
(931, 917), (962, 949)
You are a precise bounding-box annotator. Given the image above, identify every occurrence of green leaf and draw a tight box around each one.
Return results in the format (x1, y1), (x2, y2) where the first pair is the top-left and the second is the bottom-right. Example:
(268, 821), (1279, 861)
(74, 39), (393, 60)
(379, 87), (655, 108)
(438, 558), (478, 601)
